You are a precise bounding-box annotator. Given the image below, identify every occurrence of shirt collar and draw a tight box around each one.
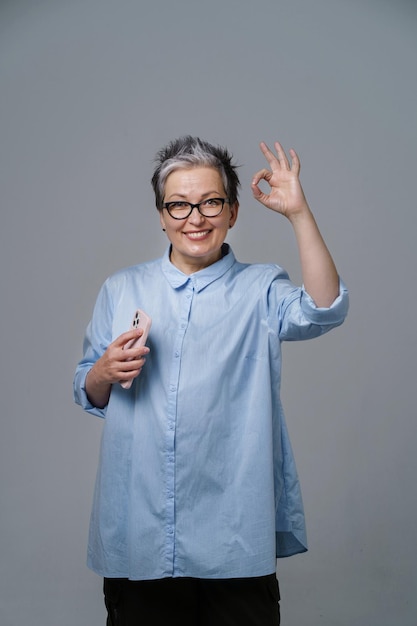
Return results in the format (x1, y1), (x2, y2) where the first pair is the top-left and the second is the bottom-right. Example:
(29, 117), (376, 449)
(161, 244), (236, 292)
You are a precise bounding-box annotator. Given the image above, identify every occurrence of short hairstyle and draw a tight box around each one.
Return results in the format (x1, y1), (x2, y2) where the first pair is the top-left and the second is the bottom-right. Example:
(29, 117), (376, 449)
(151, 135), (240, 210)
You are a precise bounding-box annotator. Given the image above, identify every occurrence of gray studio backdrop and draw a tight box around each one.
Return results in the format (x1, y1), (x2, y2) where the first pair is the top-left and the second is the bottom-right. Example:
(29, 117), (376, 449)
(1, 1), (416, 624)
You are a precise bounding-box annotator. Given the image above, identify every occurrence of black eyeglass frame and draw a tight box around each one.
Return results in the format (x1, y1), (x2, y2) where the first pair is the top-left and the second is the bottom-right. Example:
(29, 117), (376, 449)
(162, 197), (229, 220)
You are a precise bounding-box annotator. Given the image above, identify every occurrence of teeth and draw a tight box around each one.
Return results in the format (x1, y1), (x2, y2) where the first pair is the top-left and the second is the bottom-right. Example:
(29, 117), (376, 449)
(186, 231), (209, 239)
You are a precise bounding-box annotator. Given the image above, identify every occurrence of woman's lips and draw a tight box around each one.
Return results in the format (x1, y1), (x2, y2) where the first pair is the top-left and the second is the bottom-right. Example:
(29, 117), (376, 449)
(183, 230), (211, 240)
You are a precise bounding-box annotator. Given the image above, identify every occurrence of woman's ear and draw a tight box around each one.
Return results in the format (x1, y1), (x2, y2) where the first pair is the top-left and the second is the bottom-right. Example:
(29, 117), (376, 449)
(159, 210), (166, 232)
(229, 202), (239, 228)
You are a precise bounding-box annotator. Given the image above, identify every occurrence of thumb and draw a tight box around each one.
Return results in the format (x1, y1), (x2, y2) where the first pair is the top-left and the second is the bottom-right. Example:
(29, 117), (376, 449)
(251, 180), (269, 204)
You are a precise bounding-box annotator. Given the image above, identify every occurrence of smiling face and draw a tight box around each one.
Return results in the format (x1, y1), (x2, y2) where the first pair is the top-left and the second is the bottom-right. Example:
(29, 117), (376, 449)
(159, 167), (239, 274)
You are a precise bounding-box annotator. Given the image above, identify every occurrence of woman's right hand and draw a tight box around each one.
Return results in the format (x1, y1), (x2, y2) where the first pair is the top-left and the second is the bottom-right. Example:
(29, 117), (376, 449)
(86, 329), (150, 408)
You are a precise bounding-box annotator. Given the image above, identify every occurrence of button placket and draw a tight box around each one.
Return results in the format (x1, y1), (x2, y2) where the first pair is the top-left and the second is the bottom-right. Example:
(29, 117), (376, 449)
(164, 281), (194, 574)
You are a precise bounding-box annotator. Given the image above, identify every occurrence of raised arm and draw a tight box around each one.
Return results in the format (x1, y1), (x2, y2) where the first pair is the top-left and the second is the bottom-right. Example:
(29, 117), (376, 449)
(251, 141), (339, 307)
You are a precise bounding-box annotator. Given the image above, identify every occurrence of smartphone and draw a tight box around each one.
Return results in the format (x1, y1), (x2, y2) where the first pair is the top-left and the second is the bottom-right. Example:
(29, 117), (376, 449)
(120, 309), (152, 389)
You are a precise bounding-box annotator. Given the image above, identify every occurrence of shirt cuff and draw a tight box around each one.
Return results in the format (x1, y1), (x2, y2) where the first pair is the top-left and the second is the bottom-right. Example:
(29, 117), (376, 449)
(73, 369), (107, 418)
(300, 278), (349, 325)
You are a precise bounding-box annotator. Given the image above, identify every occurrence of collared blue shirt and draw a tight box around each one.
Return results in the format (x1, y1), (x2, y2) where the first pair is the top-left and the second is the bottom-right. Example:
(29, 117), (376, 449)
(74, 245), (348, 580)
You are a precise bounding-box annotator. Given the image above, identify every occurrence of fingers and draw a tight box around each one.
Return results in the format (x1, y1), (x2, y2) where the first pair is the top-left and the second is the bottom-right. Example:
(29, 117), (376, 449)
(117, 328), (143, 348)
(116, 348), (149, 387)
(259, 141), (299, 173)
(251, 168), (271, 203)
(123, 345), (150, 362)
(107, 332), (150, 377)
(274, 141), (291, 170)
(121, 356), (146, 374)
(251, 183), (266, 203)
(287, 147), (300, 175)
(119, 363), (144, 389)
(109, 329), (150, 361)
(259, 141), (281, 170)
(251, 168), (271, 187)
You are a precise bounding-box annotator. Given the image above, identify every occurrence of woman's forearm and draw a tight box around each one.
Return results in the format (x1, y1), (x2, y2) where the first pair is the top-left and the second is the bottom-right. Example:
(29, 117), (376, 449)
(289, 206), (339, 307)
(85, 365), (112, 409)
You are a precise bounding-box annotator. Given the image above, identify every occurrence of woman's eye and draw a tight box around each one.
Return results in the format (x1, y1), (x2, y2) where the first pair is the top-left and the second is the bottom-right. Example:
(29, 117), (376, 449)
(170, 202), (188, 209)
(203, 198), (220, 207)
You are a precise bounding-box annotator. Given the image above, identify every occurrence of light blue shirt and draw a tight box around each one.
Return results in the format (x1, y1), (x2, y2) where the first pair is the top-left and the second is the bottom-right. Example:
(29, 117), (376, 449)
(74, 245), (348, 580)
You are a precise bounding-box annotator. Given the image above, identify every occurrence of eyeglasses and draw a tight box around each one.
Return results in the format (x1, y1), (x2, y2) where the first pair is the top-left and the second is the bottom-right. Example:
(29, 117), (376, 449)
(162, 197), (229, 220)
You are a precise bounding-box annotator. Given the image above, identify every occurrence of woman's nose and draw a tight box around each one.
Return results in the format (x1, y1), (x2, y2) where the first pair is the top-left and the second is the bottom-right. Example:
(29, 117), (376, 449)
(187, 206), (205, 223)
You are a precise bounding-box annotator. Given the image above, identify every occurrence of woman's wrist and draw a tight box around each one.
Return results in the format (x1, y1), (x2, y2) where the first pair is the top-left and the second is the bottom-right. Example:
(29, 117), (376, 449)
(86, 365), (111, 409)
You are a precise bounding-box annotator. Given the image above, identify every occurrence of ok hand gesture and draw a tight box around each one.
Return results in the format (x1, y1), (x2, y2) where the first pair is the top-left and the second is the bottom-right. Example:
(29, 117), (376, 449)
(251, 141), (309, 220)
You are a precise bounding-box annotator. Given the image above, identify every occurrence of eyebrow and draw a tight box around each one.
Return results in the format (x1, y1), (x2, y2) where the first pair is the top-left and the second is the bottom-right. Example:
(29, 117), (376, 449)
(165, 190), (224, 201)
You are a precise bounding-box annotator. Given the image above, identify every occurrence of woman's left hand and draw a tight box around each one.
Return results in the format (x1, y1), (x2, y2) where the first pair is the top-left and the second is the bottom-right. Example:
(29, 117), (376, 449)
(251, 141), (309, 220)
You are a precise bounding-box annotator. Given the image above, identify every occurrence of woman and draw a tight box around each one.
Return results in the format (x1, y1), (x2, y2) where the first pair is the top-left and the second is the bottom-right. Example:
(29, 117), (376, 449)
(74, 136), (348, 625)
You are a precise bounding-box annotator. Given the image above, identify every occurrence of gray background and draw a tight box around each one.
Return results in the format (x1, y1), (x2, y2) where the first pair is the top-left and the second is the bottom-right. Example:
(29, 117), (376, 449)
(1, 0), (416, 624)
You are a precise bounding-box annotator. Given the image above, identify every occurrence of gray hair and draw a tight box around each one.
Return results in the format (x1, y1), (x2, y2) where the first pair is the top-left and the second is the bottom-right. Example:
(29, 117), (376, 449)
(151, 136), (240, 210)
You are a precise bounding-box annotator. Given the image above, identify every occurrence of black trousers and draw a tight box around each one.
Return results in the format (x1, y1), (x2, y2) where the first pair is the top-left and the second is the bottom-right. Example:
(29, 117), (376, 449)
(104, 574), (280, 626)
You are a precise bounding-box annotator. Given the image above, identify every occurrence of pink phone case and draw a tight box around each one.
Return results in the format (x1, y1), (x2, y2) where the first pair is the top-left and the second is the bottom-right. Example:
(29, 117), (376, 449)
(120, 309), (152, 389)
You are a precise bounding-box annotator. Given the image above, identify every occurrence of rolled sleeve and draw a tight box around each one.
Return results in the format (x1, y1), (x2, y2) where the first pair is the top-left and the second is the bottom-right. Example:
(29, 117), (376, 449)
(300, 278), (349, 325)
(73, 367), (107, 418)
(279, 278), (349, 341)
(73, 278), (115, 419)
